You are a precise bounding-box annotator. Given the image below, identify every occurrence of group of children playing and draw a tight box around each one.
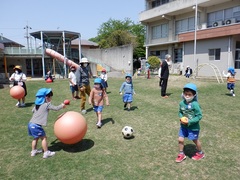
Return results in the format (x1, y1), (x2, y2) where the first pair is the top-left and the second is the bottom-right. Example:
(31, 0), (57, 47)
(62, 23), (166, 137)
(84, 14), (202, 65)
(27, 65), (236, 161)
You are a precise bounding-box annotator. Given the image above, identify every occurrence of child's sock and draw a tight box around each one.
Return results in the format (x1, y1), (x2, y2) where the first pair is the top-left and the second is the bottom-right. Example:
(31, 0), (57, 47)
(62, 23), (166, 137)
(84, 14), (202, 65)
(179, 151), (184, 154)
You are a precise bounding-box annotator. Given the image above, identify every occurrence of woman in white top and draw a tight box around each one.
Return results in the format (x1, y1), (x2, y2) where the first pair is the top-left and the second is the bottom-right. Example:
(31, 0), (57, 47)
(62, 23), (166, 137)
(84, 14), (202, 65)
(9, 65), (27, 107)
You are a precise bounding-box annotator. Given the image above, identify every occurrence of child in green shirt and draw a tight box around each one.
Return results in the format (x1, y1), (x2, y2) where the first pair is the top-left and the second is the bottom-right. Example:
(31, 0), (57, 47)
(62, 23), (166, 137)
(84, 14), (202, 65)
(176, 83), (204, 163)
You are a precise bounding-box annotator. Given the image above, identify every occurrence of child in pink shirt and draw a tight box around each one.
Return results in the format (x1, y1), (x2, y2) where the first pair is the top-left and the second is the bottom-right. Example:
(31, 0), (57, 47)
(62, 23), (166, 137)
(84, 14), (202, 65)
(89, 78), (109, 128)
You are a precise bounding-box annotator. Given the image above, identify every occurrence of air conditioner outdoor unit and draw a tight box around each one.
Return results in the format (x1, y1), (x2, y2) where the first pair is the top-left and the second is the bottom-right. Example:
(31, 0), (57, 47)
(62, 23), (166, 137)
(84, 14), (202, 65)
(212, 21), (223, 27)
(224, 18), (236, 25)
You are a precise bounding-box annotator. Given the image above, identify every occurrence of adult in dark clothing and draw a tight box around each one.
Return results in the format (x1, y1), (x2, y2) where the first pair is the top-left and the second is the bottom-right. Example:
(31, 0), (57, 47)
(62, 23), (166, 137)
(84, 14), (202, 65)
(75, 57), (91, 114)
(159, 54), (171, 98)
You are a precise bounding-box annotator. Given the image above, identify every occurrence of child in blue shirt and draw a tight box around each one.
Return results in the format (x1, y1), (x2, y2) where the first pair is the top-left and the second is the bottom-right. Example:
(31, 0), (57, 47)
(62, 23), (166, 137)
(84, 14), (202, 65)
(119, 74), (136, 111)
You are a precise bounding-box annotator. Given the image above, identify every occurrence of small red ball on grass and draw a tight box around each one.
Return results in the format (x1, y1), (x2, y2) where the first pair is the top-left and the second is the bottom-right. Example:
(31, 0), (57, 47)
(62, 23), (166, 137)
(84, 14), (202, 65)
(54, 111), (87, 144)
(10, 86), (25, 99)
(64, 99), (70, 105)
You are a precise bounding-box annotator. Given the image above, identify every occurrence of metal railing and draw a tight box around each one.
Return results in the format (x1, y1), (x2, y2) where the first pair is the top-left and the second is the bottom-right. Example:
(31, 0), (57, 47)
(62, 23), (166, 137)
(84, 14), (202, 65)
(4, 47), (43, 55)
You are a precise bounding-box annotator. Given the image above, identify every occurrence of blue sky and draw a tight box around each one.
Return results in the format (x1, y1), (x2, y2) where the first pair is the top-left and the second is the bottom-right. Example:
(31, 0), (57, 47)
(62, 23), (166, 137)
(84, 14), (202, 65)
(0, 0), (144, 46)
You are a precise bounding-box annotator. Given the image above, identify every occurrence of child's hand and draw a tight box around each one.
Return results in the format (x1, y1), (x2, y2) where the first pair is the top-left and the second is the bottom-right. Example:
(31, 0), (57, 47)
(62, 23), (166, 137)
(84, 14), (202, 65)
(106, 103), (110, 106)
(180, 117), (188, 125)
(89, 101), (92, 105)
(62, 103), (66, 108)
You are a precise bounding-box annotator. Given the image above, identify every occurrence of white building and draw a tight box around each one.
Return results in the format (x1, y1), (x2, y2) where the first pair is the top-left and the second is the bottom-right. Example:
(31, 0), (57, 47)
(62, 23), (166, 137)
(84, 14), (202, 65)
(139, 0), (240, 78)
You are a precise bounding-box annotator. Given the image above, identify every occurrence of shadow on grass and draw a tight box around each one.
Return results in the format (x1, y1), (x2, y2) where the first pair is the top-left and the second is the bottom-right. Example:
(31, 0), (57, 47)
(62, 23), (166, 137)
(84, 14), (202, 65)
(166, 93), (173, 96)
(224, 93), (233, 97)
(49, 138), (94, 153)
(184, 144), (197, 158)
(86, 107), (94, 113)
(17, 102), (35, 108)
(123, 135), (135, 140)
(102, 117), (115, 126)
(123, 106), (138, 111)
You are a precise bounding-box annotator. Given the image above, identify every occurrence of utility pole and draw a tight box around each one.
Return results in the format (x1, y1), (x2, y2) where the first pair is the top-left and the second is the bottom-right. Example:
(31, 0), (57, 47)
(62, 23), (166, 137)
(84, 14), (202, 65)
(24, 24), (32, 52)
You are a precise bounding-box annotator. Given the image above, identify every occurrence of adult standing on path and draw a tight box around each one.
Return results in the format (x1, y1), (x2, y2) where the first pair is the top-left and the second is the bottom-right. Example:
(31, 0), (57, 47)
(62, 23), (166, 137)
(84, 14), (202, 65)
(159, 54), (171, 98)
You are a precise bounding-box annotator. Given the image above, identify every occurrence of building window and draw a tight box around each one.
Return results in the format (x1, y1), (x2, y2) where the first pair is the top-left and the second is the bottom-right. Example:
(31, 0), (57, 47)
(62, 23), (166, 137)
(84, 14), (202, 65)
(152, 24), (168, 39)
(174, 48), (183, 63)
(176, 17), (195, 34)
(152, 0), (169, 8)
(150, 50), (168, 60)
(235, 50), (240, 69)
(207, 6), (240, 27)
(235, 41), (240, 69)
(209, 49), (221, 60)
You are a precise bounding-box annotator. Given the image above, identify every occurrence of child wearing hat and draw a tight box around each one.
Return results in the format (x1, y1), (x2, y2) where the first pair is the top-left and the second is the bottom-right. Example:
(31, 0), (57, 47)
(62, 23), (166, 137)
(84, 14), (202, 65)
(100, 69), (108, 92)
(68, 65), (80, 100)
(9, 65), (27, 107)
(28, 88), (65, 159)
(119, 74), (136, 111)
(223, 67), (236, 96)
(89, 78), (109, 128)
(176, 83), (204, 163)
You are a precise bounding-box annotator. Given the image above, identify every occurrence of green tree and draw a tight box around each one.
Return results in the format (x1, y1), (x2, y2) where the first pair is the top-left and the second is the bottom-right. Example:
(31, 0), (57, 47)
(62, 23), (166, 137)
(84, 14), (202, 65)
(89, 18), (145, 59)
(147, 56), (161, 70)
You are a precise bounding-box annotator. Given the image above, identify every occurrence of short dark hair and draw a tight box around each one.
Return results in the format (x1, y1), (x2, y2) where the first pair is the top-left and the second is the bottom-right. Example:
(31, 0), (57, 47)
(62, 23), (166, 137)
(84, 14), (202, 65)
(183, 88), (196, 95)
(46, 91), (53, 97)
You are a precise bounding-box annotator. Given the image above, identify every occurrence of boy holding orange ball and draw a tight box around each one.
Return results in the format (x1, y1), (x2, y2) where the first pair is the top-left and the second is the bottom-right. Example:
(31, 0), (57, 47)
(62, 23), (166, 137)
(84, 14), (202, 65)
(176, 83), (204, 163)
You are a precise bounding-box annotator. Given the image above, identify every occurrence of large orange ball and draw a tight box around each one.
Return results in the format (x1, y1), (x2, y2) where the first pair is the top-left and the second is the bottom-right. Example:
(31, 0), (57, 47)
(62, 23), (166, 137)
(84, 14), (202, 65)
(10, 86), (25, 99)
(54, 111), (87, 144)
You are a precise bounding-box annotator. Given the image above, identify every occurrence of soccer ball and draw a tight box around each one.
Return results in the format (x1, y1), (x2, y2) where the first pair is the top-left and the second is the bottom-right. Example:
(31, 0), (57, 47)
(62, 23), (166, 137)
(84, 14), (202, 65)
(122, 126), (134, 139)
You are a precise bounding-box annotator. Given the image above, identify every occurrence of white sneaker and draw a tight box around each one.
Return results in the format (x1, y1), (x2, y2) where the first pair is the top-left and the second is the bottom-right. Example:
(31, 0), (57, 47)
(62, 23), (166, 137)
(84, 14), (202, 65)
(15, 102), (20, 107)
(81, 109), (87, 114)
(43, 150), (55, 159)
(233, 94), (236, 97)
(31, 149), (43, 157)
(21, 103), (26, 107)
(96, 122), (102, 128)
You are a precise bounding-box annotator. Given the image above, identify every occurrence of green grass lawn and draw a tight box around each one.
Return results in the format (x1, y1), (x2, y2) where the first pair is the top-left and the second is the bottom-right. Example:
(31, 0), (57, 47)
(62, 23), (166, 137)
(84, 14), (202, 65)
(1, 76), (240, 180)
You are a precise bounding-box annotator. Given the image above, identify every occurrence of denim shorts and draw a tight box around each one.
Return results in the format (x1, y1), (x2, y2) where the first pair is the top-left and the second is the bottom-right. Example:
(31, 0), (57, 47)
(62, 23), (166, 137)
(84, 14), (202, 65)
(70, 85), (78, 93)
(178, 126), (199, 140)
(28, 122), (46, 138)
(93, 105), (103, 112)
(123, 93), (133, 103)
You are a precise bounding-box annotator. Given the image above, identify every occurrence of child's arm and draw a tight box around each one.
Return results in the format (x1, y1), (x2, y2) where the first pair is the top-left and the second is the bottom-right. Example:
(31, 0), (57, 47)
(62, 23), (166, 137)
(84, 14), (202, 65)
(222, 71), (230, 77)
(119, 82), (125, 95)
(103, 91), (109, 106)
(47, 103), (65, 111)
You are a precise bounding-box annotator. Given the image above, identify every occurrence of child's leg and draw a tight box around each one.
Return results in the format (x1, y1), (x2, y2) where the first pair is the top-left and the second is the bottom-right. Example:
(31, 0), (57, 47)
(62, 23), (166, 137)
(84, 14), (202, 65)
(192, 139), (202, 152)
(98, 112), (102, 122)
(96, 112), (102, 127)
(127, 103), (131, 110)
(192, 139), (204, 160)
(178, 137), (185, 152)
(41, 136), (48, 152)
(41, 136), (56, 158)
(32, 138), (39, 150)
(31, 138), (43, 156)
(175, 137), (186, 162)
